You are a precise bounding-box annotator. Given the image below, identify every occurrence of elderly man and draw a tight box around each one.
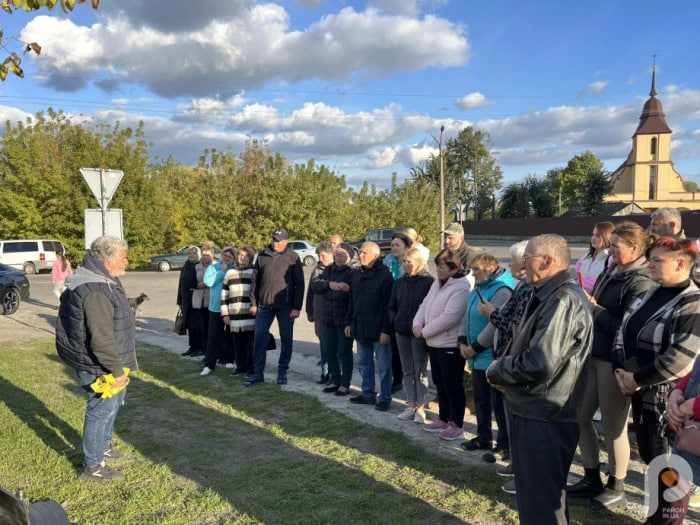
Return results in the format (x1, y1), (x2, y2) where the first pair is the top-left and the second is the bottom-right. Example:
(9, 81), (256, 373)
(443, 222), (483, 271)
(56, 236), (134, 482)
(487, 235), (593, 525)
(649, 207), (685, 239)
(344, 242), (395, 411)
(246, 228), (305, 387)
(330, 234), (344, 250)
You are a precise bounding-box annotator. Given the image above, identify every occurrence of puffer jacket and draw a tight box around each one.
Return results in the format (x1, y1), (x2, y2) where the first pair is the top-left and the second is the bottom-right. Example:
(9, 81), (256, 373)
(388, 270), (435, 335)
(487, 270), (593, 423)
(413, 274), (471, 348)
(345, 261), (394, 343)
(310, 263), (355, 328)
(589, 257), (654, 360)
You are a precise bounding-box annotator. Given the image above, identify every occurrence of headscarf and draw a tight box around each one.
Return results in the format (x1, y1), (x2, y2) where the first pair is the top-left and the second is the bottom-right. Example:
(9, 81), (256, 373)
(189, 245), (201, 263)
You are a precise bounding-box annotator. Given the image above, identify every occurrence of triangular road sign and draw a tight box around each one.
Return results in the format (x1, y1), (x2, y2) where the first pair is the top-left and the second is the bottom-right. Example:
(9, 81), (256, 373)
(80, 168), (124, 209)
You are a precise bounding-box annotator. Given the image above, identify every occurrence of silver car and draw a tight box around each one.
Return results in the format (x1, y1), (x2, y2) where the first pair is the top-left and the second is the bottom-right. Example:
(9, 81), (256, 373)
(290, 240), (318, 266)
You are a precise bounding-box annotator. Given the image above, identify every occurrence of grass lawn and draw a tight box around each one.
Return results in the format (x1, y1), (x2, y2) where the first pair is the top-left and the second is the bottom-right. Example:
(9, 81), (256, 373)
(0, 340), (641, 524)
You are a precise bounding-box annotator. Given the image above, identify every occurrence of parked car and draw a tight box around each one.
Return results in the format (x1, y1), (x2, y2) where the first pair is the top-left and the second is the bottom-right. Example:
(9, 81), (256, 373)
(149, 245), (222, 272)
(0, 263), (30, 315)
(290, 240), (318, 266)
(0, 239), (65, 275)
(346, 227), (405, 255)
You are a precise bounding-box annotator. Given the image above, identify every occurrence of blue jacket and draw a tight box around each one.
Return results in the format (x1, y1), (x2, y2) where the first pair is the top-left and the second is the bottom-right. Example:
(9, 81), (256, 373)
(204, 261), (235, 312)
(465, 267), (514, 370)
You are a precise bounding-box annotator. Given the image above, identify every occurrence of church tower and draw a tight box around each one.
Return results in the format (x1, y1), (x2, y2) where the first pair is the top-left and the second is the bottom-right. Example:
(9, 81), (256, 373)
(606, 63), (700, 210)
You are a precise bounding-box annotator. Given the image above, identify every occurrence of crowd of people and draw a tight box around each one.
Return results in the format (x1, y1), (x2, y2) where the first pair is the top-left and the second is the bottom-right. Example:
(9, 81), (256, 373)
(57, 206), (700, 524)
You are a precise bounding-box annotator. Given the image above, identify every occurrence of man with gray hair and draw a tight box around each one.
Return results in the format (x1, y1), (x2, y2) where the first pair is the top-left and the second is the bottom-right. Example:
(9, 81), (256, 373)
(487, 234), (592, 524)
(649, 207), (684, 239)
(56, 236), (135, 482)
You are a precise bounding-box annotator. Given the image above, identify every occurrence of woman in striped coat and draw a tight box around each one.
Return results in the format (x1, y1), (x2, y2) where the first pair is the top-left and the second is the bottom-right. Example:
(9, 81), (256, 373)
(221, 246), (257, 376)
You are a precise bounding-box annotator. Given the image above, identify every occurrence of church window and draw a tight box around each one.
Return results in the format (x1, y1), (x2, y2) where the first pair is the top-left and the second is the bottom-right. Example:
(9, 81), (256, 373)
(649, 165), (656, 199)
(650, 137), (657, 157)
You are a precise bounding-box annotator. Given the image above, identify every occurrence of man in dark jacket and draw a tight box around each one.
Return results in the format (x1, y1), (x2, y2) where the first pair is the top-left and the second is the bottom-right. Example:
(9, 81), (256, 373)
(344, 242), (395, 411)
(56, 236), (135, 482)
(487, 234), (593, 525)
(246, 228), (305, 386)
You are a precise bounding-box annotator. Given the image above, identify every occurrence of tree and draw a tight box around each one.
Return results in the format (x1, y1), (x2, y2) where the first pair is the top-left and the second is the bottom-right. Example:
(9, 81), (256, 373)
(555, 152), (604, 211)
(0, 0), (99, 81)
(499, 183), (529, 218)
(411, 126), (503, 220)
(580, 170), (613, 217)
(525, 175), (556, 217)
(684, 180), (700, 193)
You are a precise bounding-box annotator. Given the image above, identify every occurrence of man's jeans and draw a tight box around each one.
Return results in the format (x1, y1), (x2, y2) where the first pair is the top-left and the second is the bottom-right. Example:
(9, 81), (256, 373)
(78, 371), (126, 467)
(356, 341), (392, 403)
(252, 307), (295, 379)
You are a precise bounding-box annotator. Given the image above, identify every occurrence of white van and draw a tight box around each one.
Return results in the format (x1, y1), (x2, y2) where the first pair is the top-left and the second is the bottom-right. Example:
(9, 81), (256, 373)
(0, 239), (65, 274)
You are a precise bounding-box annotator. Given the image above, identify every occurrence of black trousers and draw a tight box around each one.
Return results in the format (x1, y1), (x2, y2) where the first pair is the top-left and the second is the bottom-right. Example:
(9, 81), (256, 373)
(427, 346), (466, 427)
(510, 414), (579, 525)
(391, 335), (403, 386)
(203, 312), (232, 369)
(472, 369), (509, 449)
(231, 330), (253, 373)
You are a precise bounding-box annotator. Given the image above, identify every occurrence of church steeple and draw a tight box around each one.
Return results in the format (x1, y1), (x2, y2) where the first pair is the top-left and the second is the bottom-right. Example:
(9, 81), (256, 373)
(634, 57), (671, 136)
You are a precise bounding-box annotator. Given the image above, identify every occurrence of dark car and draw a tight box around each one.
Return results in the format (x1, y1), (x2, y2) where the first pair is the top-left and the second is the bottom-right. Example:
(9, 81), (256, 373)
(149, 245), (222, 272)
(0, 263), (30, 315)
(346, 227), (405, 256)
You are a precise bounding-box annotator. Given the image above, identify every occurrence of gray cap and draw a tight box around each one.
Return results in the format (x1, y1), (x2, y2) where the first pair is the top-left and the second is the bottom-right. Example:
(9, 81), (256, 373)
(442, 222), (464, 236)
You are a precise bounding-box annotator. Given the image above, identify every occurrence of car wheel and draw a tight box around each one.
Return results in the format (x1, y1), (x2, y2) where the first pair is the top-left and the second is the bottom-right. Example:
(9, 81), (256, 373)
(303, 255), (316, 266)
(158, 260), (171, 272)
(22, 262), (36, 275)
(2, 287), (20, 315)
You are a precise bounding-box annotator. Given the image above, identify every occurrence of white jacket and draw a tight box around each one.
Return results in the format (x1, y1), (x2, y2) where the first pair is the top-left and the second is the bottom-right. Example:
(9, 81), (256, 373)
(413, 275), (471, 348)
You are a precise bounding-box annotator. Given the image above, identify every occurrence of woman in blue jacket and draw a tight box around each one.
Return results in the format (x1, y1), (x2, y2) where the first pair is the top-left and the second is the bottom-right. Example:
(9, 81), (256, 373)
(201, 246), (236, 375)
(459, 253), (514, 458)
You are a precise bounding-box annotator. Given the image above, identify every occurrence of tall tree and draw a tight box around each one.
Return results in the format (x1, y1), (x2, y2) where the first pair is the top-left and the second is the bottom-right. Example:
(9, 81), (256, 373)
(580, 170), (613, 217)
(555, 152), (604, 210)
(525, 175), (556, 217)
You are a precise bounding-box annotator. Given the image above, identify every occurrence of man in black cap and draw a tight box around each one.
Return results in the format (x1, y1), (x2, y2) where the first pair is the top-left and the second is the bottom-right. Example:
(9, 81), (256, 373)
(246, 228), (305, 386)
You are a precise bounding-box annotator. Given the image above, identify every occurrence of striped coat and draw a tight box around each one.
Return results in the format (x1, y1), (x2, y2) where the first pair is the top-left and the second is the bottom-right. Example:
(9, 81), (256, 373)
(613, 280), (700, 407)
(221, 267), (257, 333)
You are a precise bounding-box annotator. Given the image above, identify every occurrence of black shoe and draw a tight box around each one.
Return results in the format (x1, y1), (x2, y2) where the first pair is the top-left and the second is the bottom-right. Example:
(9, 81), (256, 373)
(349, 395), (376, 405)
(317, 373), (329, 384)
(391, 383), (403, 394)
(190, 350), (205, 357)
(103, 447), (126, 462)
(461, 438), (492, 451)
(482, 452), (497, 463)
(244, 375), (264, 387)
(181, 348), (196, 357)
(496, 464), (514, 478)
(323, 385), (339, 393)
(80, 461), (125, 482)
(589, 488), (627, 510)
(375, 400), (391, 411)
(567, 477), (605, 499)
(230, 368), (244, 376)
(335, 387), (350, 396)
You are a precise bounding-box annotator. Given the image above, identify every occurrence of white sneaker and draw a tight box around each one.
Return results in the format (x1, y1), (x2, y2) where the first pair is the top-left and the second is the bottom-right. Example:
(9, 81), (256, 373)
(413, 407), (426, 424)
(397, 407), (415, 420)
(200, 367), (213, 376)
(592, 409), (602, 422)
(225, 363), (234, 369)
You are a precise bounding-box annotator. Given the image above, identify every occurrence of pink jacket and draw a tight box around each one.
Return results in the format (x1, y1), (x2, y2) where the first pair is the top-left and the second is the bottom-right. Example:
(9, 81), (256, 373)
(52, 259), (73, 283)
(413, 275), (471, 348)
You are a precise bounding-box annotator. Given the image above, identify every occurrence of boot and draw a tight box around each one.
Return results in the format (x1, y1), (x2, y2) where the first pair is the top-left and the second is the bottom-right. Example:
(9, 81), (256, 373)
(590, 476), (627, 510)
(567, 466), (604, 498)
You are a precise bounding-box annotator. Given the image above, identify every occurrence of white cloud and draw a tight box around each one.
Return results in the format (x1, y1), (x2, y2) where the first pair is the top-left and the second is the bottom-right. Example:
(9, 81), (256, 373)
(21, 6), (469, 98)
(577, 80), (609, 98)
(292, 0), (326, 7)
(455, 92), (495, 110)
(111, 98), (129, 105)
(173, 94), (248, 124)
(366, 147), (397, 168)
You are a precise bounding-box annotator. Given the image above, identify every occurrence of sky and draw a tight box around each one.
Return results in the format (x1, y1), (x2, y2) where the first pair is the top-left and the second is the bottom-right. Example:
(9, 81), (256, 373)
(1, 0), (700, 191)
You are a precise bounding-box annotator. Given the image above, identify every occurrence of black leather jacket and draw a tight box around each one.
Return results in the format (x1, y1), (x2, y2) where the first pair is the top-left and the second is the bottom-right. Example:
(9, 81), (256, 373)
(487, 270), (592, 423)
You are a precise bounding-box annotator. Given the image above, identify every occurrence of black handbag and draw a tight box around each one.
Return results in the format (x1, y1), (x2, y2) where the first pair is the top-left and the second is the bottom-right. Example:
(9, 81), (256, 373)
(173, 308), (186, 335)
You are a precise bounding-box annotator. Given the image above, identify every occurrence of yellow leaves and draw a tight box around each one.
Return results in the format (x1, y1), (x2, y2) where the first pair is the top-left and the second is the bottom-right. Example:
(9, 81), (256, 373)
(1, 1), (12, 15)
(59, 0), (74, 13)
(2, 53), (24, 79)
(9, 60), (23, 77)
(0, 64), (7, 81)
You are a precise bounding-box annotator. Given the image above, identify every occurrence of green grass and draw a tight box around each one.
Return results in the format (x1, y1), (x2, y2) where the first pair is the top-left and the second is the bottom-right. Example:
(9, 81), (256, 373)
(0, 341), (640, 524)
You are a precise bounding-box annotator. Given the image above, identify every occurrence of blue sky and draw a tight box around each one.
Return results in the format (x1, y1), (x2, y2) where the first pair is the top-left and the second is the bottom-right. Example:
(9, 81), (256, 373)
(1, 0), (699, 191)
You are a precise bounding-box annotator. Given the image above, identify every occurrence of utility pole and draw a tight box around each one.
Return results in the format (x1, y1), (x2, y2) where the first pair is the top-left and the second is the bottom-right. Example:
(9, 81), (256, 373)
(431, 125), (445, 248)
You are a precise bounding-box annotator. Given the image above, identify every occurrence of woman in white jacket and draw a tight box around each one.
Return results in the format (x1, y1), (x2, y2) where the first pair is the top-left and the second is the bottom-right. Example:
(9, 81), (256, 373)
(413, 248), (472, 441)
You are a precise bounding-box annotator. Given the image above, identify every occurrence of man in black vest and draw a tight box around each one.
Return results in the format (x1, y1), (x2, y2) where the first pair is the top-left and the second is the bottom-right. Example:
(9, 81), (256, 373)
(56, 236), (135, 482)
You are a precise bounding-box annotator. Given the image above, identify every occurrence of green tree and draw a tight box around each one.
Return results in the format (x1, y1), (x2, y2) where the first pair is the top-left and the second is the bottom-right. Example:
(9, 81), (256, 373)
(499, 183), (529, 219)
(580, 170), (613, 217)
(525, 175), (556, 217)
(555, 152), (604, 210)
(684, 180), (700, 193)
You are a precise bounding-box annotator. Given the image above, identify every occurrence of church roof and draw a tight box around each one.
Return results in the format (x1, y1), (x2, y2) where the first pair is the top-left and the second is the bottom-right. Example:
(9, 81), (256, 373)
(634, 67), (672, 135)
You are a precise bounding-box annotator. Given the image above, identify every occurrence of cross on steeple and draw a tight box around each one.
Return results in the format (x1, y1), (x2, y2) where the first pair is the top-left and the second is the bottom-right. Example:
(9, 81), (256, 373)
(650, 52), (658, 97)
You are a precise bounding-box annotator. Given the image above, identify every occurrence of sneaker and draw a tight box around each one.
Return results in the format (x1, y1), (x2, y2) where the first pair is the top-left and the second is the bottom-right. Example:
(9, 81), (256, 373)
(496, 464), (514, 478)
(190, 350), (205, 357)
(103, 447), (125, 462)
(225, 363), (235, 369)
(200, 366), (213, 376)
(440, 422), (464, 441)
(460, 438), (492, 451)
(375, 400), (391, 411)
(589, 488), (627, 510)
(423, 419), (449, 433)
(244, 375), (264, 387)
(690, 485), (700, 508)
(502, 478), (517, 495)
(413, 408), (426, 424)
(181, 348), (196, 357)
(80, 461), (125, 482)
(349, 395), (376, 405)
(397, 407), (415, 420)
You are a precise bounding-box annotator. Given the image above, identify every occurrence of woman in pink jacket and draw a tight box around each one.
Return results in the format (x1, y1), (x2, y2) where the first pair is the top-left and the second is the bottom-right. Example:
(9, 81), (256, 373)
(413, 248), (471, 441)
(51, 248), (73, 299)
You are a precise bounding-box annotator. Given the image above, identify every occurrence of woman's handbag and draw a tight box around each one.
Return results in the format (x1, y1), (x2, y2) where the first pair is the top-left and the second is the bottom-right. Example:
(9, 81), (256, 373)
(676, 419), (700, 456)
(173, 308), (187, 335)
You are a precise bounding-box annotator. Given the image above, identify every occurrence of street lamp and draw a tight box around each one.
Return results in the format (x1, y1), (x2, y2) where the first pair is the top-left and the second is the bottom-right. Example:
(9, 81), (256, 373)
(431, 125), (445, 248)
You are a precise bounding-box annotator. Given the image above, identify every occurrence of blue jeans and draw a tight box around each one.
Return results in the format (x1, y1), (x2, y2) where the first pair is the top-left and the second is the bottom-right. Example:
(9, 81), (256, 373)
(252, 307), (295, 379)
(78, 371), (126, 467)
(356, 341), (392, 403)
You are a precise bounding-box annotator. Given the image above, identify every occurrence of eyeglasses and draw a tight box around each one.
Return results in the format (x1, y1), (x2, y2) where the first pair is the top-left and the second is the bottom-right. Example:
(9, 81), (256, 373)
(522, 254), (547, 263)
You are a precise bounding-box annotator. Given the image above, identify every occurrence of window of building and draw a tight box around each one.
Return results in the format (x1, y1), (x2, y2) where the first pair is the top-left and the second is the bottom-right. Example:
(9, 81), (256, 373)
(649, 165), (657, 200)
(650, 137), (657, 157)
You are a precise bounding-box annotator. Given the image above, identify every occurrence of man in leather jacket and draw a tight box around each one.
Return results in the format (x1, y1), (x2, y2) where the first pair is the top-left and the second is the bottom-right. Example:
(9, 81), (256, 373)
(487, 234), (592, 525)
